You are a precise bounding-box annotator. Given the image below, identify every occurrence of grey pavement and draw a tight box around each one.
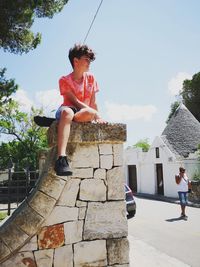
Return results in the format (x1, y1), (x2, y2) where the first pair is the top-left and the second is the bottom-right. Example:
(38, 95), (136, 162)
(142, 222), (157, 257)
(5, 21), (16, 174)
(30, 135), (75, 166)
(129, 235), (190, 267)
(128, 196), (200, 267)
(135, 192), (200, 208)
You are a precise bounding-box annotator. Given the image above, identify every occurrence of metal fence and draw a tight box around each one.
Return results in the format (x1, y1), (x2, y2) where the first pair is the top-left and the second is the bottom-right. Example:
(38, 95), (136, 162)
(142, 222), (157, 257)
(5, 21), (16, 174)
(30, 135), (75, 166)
(0, 169), (39, 215)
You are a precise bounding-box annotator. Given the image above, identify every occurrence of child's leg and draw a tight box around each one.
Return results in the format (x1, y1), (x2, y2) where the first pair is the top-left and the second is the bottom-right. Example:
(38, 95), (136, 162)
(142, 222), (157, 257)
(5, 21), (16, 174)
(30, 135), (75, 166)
(73, 107), (96, 122)
(54, 107), (74, 176)
(57, 107), (74, 156)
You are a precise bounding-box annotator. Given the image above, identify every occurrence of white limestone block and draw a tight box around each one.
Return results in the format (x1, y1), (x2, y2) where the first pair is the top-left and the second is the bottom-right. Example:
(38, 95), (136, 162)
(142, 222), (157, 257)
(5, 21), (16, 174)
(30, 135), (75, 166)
(100, 154), (113, 169)
(0, 252), (35, 267)
(79, 207), (87, 220)
(84, 201), (128, 240)
(57, 179), (80, 207)
(76, 200), (87, 207)
(107, 238), (129, 265)
(64, 221), (83, 245)
(94, 168), (106, 180)
(79, 179), (106, 201)
(44, 206), (79, 226)
(72, 144), (99, 168)
(54, 245), (73, 267)
(34, 249), (54, 267)
(74, 240), (107, 267)
(72, 168), (93, 178)
(108, 265), (129, 267)
(113, 144), (123, 166)
(19, 236), (37, 252)
(107, 167), (125, 200)
(99, 144), (113, 154)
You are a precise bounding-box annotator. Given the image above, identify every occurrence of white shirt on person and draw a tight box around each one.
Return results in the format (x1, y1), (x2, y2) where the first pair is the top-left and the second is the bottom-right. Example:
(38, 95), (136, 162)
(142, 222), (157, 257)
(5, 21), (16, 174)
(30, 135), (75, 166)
(177, 174), (189, 192)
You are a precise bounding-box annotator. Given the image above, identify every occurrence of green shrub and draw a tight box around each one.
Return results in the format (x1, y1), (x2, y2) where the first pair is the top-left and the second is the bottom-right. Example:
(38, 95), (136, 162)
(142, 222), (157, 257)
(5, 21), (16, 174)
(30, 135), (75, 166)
(0, 211), (7, 221)
(192, 171), (200, 181)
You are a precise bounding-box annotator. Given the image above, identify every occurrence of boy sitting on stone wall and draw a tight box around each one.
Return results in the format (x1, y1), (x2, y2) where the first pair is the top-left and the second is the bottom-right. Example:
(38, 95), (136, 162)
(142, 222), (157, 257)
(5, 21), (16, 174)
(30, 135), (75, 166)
(55, 44), (106, 176)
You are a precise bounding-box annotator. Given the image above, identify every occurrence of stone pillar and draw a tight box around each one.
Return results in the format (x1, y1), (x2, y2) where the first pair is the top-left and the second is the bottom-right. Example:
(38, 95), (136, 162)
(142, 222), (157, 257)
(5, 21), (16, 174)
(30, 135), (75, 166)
(0, 122), (129, 267)
(38, 150), (48, 176)
(188, 180), (200, 203)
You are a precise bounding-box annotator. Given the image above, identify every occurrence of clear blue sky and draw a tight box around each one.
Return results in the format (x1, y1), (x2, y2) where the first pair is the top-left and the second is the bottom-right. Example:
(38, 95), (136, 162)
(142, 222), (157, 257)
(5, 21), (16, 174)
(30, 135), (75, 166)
(1, 0), (200, 146)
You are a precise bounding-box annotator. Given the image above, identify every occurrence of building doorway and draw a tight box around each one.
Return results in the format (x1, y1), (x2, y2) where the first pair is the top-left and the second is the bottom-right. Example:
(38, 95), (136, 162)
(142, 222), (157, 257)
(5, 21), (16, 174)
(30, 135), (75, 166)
(128, 165), (137, 193)
(156, 163), (164, 195)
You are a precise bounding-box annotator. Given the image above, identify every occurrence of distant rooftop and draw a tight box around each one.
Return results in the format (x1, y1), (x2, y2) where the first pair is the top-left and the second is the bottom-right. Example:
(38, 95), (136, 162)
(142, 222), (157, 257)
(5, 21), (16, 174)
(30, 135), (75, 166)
(161, 104), (200, 158)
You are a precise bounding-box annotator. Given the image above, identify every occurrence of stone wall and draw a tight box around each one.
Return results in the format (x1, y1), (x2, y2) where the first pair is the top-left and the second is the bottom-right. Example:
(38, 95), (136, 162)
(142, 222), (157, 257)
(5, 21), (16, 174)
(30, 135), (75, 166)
(189, 180), (200, 203)
(0, 122), (129, 267)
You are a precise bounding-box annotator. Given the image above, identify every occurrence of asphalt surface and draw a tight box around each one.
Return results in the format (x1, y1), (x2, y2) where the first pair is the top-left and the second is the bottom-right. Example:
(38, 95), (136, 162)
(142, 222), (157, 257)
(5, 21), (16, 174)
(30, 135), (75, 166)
(128, 196), (200, 267)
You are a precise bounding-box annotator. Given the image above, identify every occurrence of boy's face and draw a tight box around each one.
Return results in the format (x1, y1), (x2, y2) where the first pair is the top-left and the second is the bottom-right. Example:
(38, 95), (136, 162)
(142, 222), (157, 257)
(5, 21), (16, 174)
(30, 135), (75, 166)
(74, 56), (92, 72)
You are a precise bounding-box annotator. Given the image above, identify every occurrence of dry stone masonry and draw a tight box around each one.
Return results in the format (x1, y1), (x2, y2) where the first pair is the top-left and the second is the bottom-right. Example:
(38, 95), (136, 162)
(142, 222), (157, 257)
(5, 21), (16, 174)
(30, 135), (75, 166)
(0, 122), (129, 267)
(189, 180), (200, 203)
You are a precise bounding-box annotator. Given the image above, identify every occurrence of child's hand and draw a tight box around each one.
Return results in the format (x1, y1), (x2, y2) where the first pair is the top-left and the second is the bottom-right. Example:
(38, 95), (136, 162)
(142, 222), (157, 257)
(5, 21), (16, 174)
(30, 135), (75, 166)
(92, 113), (107, 124)
(95, 118), (107, 124)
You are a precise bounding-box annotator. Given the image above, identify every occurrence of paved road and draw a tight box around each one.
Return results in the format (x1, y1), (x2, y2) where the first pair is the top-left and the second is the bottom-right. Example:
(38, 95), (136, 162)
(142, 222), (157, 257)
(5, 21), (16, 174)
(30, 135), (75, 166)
(128, 197), (200, 267)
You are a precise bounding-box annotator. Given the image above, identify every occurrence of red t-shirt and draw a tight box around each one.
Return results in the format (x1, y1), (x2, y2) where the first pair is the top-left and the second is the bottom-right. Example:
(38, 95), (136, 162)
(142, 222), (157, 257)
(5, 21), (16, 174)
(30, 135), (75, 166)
(59, 72), (99, 106)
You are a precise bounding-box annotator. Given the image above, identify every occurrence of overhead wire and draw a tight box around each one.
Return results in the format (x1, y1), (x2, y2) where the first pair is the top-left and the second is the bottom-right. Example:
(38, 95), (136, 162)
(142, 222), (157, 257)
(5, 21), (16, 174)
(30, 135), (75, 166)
(83, 0), (104, 44)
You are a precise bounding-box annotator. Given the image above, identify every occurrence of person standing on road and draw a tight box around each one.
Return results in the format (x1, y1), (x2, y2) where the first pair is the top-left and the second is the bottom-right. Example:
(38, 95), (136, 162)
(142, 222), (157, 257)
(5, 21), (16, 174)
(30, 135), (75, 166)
(175, 167), (191, 219)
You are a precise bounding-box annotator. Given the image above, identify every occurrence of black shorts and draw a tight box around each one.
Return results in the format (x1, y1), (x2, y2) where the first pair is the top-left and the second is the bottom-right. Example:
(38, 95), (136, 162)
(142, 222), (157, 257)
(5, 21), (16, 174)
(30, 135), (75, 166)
(55, 106), (79, 120)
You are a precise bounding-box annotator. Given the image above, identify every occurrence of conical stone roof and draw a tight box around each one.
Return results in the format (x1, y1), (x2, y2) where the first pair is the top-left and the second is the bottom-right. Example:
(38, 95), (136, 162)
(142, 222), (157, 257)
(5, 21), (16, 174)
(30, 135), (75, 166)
(161, 104), (200, 158)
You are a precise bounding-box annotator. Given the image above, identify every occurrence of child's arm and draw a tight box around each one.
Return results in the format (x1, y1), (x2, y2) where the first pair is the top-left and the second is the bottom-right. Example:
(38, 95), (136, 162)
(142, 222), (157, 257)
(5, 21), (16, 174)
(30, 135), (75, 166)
(90, 92), (106, 123)
(89, 91), (98, 110)
(60, 77), (91, 110)
(65, 91), (91, 109)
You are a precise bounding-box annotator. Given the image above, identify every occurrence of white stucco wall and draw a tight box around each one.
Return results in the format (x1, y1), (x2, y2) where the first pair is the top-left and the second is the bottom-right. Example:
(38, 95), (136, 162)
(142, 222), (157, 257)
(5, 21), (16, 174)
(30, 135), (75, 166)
(162, 162), (181, 198)
(149, 137), (180, 198)
(124, 147), (143, 192)
(124, 137), (200, 198)
(140, 162), (155, 194)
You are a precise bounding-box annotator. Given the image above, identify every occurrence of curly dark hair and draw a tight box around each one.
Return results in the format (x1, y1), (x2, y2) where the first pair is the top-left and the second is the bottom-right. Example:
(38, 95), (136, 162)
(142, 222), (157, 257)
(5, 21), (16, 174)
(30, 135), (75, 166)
(68, 44), (96, 67)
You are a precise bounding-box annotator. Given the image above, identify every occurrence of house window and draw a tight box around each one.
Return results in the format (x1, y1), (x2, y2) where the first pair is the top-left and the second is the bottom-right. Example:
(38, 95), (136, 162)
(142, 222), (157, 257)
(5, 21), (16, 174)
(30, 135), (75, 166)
(155, 147), (160, 158)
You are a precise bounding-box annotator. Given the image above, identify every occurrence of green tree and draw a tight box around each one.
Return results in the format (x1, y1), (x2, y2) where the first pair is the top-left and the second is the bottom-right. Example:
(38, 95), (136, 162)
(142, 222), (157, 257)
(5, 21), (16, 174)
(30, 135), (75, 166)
(133, 138), (150, 152)
(166, 101), (179, 123)
(181, 72), (200, 122)
(197, 144), (200, 160)
(0, 1), (65, 169)
(0, 0), (68, 54)
(0, 68), (18, 106)
(0, 102), (47, 170)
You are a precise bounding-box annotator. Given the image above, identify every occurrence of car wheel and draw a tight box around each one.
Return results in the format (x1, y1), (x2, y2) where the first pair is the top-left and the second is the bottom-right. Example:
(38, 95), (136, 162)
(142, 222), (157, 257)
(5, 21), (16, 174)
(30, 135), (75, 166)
(129, 210), (136, 217)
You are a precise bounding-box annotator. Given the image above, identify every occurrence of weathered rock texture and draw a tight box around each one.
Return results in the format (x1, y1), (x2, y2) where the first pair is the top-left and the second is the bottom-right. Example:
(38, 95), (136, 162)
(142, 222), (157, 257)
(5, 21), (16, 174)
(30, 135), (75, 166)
(189, 180), (200, 203)
(0, 122), (129, 267)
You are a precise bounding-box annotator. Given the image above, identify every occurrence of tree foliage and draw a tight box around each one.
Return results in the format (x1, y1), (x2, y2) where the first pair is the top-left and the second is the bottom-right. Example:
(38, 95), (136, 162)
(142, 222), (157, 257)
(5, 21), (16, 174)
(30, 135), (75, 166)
(181, 72), (200, 122)
(0, 0), (68, 54)
(0, 1), (65, 169)
(166, 101), (179, 123)
(0, 67), (48, 171)
(133, 138), (150, 152)
(167, 72), (200, 124)
(197, 144), (200, 159)
(0, 103), (47, 170)
(0, 68), (18, 106)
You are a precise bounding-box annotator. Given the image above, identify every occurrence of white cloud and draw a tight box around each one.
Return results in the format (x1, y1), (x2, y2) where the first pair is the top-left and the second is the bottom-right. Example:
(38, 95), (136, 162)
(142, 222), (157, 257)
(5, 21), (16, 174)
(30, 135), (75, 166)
(35, 89), (62, 115)
(168, 72), (192, 96)
(13, 89), (34, 112)
(105, 101), (157, 122)
(13, 88), (62, 116)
